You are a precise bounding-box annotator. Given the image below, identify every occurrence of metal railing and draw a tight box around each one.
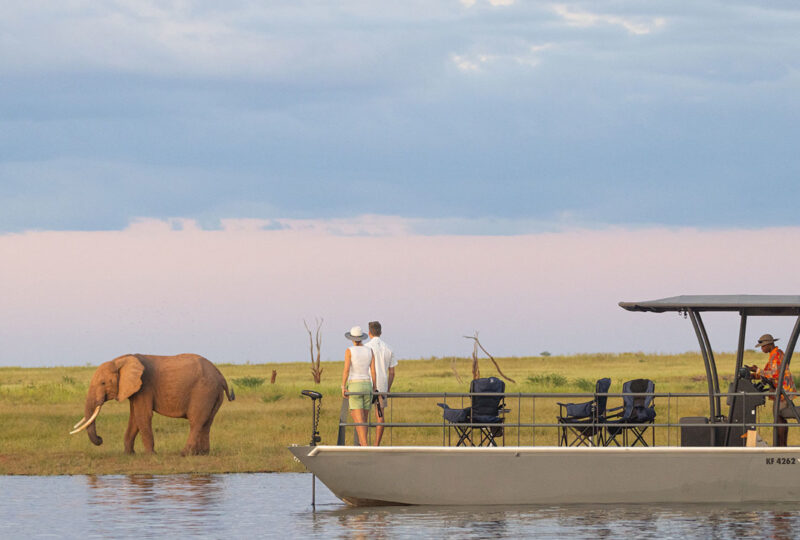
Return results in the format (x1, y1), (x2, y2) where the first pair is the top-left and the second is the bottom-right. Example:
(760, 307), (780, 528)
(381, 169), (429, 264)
(334, 389), (800, 447)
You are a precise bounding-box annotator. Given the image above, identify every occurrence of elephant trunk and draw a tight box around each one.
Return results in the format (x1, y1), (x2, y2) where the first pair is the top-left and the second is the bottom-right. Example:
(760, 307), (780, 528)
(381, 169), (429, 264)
(86, 415), (102, 446)
(72, 394), (103, 445)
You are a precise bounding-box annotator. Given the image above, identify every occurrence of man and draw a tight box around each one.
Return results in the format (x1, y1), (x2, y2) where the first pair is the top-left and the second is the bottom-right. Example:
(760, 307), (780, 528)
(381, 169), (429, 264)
(750, 333), (799, 446)
(366, 320), (397, 446)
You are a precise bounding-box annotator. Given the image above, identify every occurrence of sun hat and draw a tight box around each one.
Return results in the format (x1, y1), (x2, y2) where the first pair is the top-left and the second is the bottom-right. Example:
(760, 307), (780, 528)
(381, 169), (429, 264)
(756, 334), (779, 348)
(345, 326), (368, 341)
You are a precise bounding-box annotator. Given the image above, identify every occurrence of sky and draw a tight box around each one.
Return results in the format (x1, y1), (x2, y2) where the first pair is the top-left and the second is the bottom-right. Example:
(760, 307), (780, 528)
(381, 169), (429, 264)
(2, 1), (800, 366)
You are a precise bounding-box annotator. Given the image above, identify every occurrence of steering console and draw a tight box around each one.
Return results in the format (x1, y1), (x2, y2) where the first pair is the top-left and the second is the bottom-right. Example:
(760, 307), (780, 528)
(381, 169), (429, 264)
(740, 365), (772, 392)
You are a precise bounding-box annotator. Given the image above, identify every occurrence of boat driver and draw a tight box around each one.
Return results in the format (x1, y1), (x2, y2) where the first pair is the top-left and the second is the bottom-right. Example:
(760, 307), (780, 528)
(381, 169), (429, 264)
(750, 333), (799, 446)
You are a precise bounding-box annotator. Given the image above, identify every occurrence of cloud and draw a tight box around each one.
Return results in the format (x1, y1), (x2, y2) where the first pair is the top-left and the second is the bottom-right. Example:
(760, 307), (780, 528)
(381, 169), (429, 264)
(460, 0), (515, 7)
(452, 54), (481, 72)
(452, 43), (554, 72)
(3, 1), (800, 236)
(552, 4), (667, 35)
(0, 2), (436, 81)
(127, 214), (584, 236)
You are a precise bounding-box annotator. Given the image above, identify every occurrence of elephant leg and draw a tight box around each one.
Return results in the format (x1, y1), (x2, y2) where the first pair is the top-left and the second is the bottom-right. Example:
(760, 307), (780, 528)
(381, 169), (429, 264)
(132, 394), (155, 454)
(199, 428), (210, 455)
(183, 391), (223, 456)
(123, 401), (139, 454)
(199, 394), (224, 454)
(182, 421), (203, 457)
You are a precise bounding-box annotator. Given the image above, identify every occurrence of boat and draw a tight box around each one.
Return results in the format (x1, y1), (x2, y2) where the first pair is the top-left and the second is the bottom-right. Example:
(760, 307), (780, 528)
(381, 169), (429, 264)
(289, 295), (800, 506)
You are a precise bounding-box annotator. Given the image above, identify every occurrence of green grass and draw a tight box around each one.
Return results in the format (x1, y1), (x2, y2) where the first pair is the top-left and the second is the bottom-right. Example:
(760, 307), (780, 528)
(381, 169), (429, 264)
(573, 378), (595, 392)
(0, 350), (786, 475)
(232, 376), (266, 388)
(526, 373), (568, 387)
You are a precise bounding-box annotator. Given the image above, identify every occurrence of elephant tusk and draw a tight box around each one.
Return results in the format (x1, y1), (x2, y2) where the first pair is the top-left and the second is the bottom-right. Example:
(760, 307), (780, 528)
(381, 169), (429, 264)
(70, 405), (101, 435)
(73, 417), (86, 429)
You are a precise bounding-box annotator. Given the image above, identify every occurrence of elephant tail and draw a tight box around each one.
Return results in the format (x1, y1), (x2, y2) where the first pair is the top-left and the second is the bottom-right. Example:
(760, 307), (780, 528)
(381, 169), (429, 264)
(223, 380), (235, 401)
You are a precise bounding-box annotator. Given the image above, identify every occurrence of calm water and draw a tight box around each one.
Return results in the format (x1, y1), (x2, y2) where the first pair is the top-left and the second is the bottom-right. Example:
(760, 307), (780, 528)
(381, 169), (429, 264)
(2, 473), (800, 539)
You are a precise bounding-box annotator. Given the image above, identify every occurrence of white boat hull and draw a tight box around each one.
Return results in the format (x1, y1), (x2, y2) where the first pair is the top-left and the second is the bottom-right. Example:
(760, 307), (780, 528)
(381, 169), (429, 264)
(289, 445), (800, 506)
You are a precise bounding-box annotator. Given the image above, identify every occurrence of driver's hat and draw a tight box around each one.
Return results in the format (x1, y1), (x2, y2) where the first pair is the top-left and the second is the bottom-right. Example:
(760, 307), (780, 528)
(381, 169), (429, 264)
(756, 334), (779, 348)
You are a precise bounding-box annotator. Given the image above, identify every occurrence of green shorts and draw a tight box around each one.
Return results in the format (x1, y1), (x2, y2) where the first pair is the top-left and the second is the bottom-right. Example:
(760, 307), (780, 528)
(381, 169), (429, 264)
(347, 380), (373, 410)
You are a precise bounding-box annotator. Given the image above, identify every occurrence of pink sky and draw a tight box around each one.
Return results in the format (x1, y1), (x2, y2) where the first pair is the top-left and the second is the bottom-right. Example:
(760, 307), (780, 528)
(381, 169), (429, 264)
(1, 219), (798, 367)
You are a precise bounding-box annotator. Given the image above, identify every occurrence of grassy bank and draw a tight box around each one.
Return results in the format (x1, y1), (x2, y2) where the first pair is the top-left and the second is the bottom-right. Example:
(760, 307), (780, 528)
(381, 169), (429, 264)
(0, 351), (781, 475)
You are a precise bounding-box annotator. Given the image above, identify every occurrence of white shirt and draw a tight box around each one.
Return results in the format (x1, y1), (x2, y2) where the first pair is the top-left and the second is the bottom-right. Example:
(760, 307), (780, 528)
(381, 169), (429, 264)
(347, 345), (373, 382)
(366, 337), (396, 392)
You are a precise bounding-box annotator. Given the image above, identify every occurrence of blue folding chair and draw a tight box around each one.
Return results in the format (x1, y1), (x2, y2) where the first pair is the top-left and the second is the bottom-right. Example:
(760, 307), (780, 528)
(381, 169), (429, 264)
(605, 378), (656, 446)
(557, 378), (612, 447)
(438, 377), (507, 446)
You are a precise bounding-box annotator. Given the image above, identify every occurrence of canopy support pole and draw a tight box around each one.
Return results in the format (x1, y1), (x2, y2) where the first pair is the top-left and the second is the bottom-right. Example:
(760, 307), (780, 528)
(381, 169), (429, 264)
(696, 312), (721, 417)
(689, 309), (717, 444)
(724, 312), (748, 447)
(774, 313), (800, 446)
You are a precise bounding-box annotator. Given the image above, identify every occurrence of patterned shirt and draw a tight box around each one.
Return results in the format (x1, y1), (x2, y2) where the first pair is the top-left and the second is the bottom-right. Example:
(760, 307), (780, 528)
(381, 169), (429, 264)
(761, 347), (796, 398)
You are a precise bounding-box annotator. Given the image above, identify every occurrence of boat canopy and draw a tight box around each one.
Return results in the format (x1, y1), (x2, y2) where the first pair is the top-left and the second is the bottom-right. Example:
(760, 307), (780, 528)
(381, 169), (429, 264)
(620, 295), (800, 316)
(620, 294), (800, 446)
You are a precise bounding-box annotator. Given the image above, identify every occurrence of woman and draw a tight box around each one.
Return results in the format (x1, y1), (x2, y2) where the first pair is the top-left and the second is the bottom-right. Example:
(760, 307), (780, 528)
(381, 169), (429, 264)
(341, 325), (376, 446)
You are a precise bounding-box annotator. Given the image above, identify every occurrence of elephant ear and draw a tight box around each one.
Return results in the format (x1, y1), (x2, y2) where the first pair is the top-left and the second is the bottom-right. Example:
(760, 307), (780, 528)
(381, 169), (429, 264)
(113, 355), (144, 401)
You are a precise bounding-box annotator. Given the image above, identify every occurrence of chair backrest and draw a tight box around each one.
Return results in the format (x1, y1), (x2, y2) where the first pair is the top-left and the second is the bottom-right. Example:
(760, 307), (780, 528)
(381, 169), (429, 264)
(622, 379), (656, 421)
(595, 377), (612, 417)
(563, 377), (611, 419)
(470, 377), (505, 416)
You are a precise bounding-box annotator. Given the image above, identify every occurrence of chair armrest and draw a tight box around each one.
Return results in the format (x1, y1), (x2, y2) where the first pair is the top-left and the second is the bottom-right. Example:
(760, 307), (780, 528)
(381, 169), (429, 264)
(605, 406), (624, 420)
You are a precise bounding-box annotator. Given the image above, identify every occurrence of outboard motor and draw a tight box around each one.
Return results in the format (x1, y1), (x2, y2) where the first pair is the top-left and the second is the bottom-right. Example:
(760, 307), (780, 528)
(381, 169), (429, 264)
(300, 389), (323, 508)
(301, 390), (322, 446)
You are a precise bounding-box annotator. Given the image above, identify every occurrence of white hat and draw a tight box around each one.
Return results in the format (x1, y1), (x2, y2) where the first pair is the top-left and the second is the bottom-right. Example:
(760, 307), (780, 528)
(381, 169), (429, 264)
(345, 326), (368, 341)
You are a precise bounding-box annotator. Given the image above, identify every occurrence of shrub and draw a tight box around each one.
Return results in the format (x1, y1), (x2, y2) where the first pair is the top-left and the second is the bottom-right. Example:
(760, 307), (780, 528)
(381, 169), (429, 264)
(573, 378), (594, 392)
(526, 373), (567, 387)
(261, 394), (283, 403)
(540, 351), (552, 357)
(232, 376), (265, 388)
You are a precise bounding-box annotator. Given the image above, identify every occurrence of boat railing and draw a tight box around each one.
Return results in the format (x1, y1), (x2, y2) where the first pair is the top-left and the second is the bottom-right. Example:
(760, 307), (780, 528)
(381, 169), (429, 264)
(334, 389), (800, 447)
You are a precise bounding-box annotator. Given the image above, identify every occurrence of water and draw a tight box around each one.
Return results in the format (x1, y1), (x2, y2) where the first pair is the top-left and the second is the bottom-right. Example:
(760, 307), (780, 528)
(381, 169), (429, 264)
(2, 473), (800, 539)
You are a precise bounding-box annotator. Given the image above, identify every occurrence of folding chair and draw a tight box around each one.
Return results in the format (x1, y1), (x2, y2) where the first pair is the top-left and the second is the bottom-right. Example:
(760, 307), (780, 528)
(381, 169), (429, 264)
(438, 377), (507, 446)
(605, 378), (656, 446)
(557, 378), (612, 447)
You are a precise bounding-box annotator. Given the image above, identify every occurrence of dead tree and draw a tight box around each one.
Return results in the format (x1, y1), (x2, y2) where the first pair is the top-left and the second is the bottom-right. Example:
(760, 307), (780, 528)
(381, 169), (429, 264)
(304, 318), (324, 383)
(463, 331), (516, 383)
(470, 338), (480, 380)
(270, 370), (277, 384)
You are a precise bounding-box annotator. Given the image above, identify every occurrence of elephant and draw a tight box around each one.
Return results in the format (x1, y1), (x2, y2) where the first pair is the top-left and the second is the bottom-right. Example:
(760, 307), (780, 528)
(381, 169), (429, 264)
(70, 353), (235, 456)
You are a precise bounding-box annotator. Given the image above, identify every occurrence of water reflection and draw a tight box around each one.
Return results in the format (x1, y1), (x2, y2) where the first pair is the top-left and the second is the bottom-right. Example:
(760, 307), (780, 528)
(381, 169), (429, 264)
(4, 474), (800, 539)
(87, 474), (221, 511)
(83, 474), (225, 538)
(311, 502), (800, 540)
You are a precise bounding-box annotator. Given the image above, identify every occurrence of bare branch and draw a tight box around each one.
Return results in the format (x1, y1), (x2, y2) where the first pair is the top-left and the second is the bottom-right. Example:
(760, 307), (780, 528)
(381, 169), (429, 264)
(463, 332), (481, 380)
(315, 317), (323, 366)
(463, 332), (516, 383)
(303, 319), (314, 364)
(305, 318), (324, 383)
